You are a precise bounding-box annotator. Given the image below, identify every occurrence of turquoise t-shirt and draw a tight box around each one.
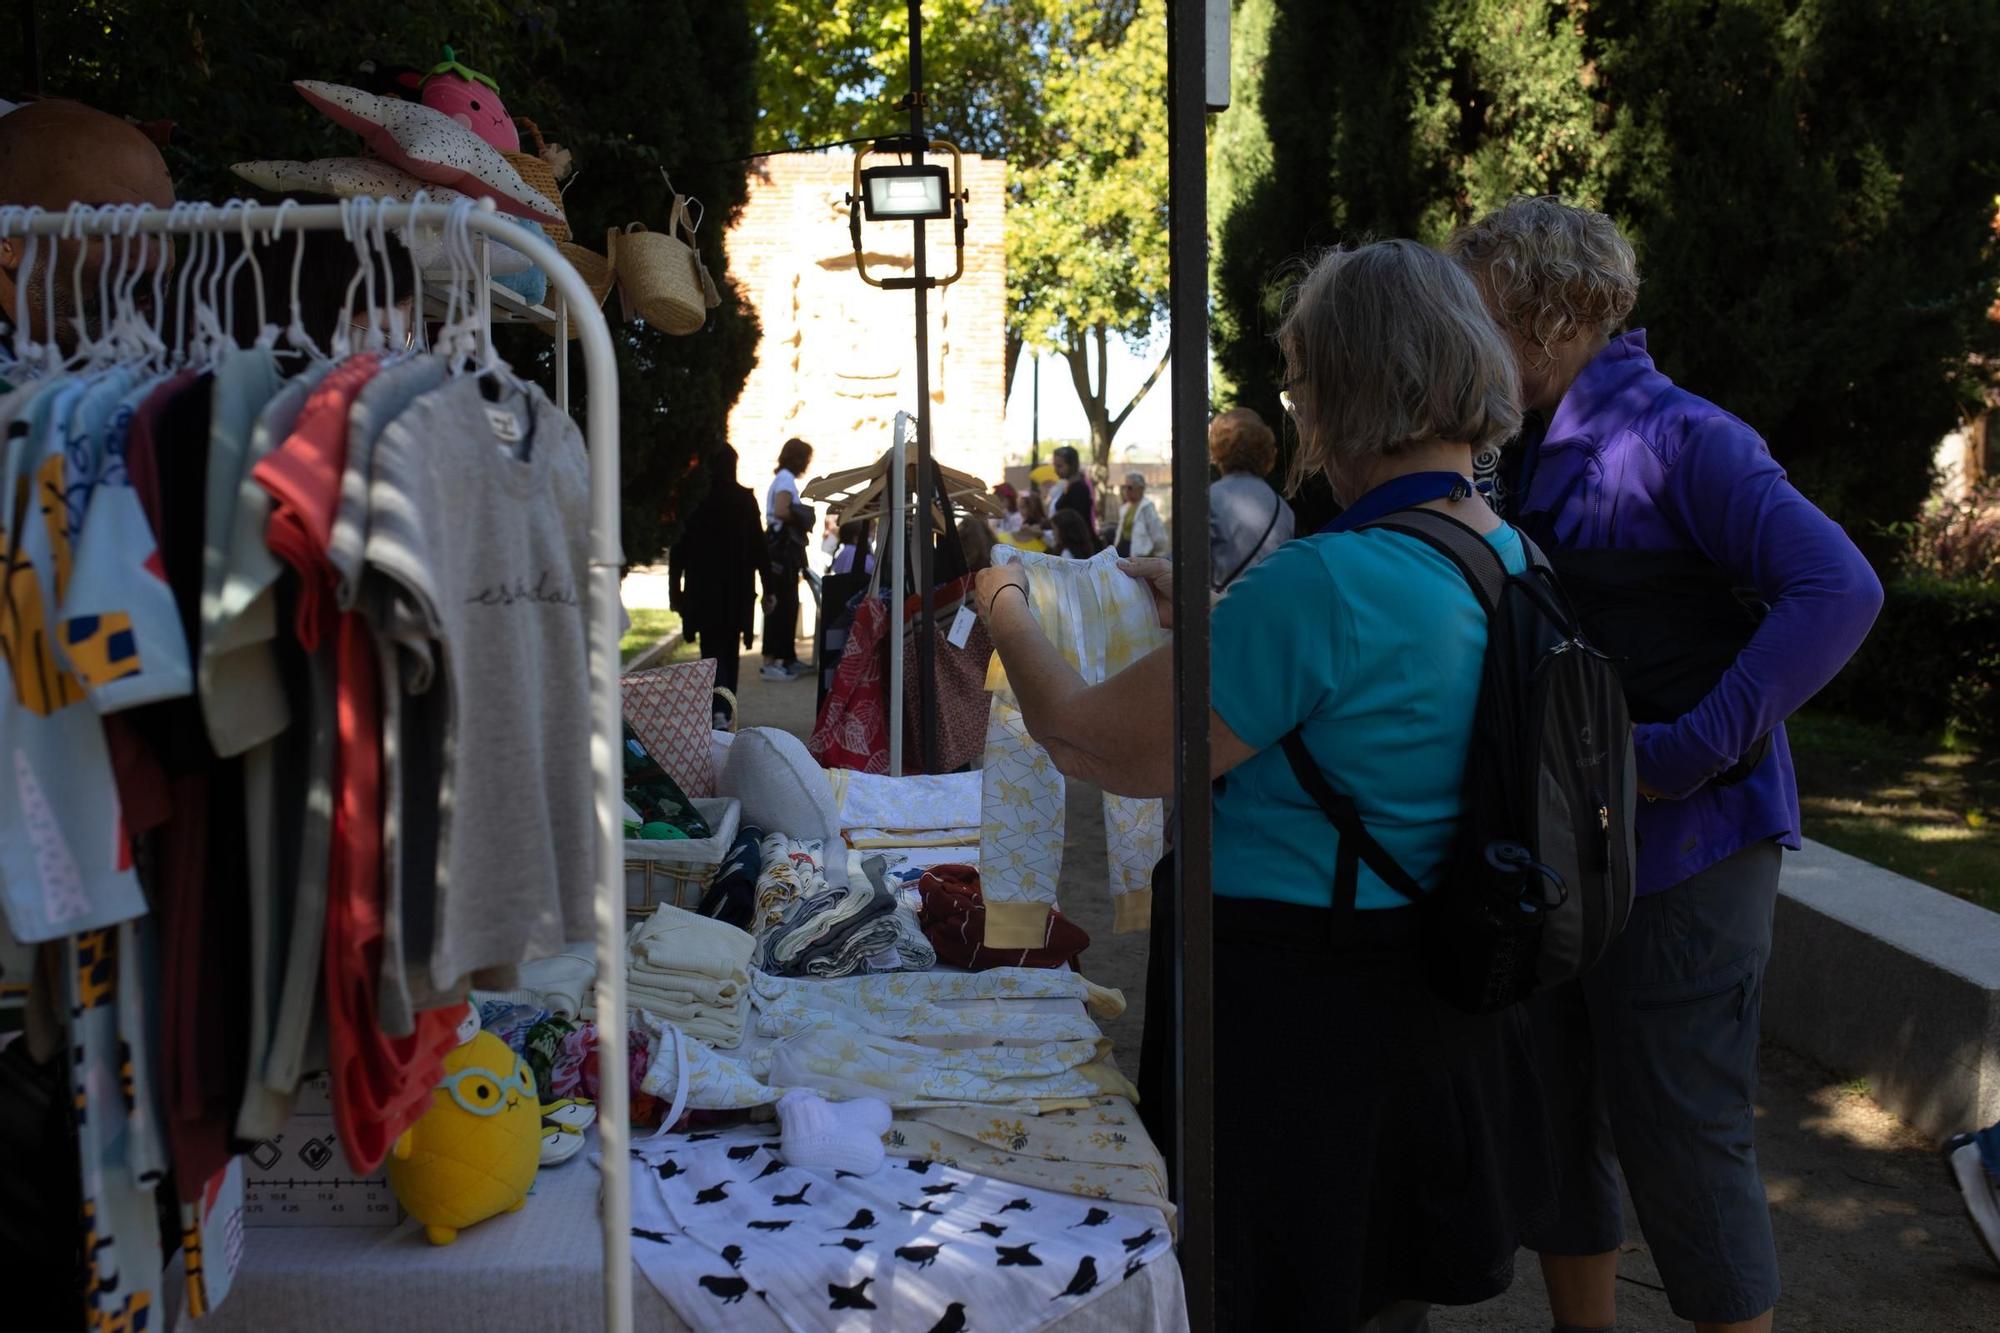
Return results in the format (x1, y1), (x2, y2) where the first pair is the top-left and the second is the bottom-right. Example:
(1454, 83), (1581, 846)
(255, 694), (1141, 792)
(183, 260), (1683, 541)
(1210, 523), (1527, 910)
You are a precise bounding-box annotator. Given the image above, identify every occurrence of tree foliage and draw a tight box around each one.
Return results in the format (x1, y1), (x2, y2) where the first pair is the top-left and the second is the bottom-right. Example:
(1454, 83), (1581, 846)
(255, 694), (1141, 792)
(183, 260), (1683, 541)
(29, 0), (761, 565)
(1210, 0), (2000, 547)
(750, 0), (1170, 470)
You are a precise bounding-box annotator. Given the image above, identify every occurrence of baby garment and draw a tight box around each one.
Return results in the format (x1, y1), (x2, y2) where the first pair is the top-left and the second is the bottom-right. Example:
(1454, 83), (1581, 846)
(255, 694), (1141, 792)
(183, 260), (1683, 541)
(363, 374), (594, 996)
(622, 903), (757, 1049)
(831, 768), (982, 833)
(980, 546), (1166, 949)
(628, 1126), (1173, 1333)
(887, 1096), (1175, 1222)
(0, 375), (168, 943)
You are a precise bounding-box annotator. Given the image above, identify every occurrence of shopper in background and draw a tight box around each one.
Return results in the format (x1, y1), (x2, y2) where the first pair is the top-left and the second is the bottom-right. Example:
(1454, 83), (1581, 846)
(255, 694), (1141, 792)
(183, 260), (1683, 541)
(1451, 196), (1883, 1333)
(993, 481), (1025, 533)
(1050, 509), (1100, 559)
(975, 238), (1554, 1328)
(670, 445), (763, 719)
(1115, 471), (1168, 558)
(1209, 407), (1295, 591)
(958, 515), (997, 572)
(830, 519), (874, 576)
(999, 492), (1052, 553)
(1050, 444), (1095, 529)
(762, 436), (815, 681)
(1948, 1116), (2000, 1272)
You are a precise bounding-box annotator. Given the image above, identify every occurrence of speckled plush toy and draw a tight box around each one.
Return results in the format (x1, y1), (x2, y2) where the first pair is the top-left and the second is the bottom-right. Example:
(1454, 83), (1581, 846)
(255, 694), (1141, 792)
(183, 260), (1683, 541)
(387, 1028), (543, 1245)
(420, 46), (520, 153)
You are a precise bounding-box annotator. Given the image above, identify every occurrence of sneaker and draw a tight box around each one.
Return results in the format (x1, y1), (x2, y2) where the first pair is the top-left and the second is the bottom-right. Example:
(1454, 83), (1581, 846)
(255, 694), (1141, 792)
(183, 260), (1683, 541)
(1946, 1133), (2000, 1271)
(759, 663), (792, 682)
(786, 661), (813, 680)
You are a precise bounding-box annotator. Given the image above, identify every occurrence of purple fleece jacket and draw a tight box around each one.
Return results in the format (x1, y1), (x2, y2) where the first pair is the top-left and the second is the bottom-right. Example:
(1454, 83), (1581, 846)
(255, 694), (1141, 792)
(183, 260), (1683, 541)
(1514, 331), (1884, 894)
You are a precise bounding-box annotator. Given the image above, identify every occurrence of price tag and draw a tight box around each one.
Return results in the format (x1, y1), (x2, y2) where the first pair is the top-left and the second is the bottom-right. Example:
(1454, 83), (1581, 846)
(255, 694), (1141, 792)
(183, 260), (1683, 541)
(947, 604), (976, 649)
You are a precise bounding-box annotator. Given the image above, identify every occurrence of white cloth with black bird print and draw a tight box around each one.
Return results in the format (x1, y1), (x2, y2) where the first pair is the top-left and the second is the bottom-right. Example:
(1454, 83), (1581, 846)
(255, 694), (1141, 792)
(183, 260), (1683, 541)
(628, 1124), (1172, 1332)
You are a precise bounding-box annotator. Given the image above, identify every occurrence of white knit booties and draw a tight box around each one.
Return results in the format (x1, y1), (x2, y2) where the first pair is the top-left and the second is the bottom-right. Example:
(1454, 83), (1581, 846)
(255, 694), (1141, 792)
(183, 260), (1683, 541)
(776, 1089), (892, 1176)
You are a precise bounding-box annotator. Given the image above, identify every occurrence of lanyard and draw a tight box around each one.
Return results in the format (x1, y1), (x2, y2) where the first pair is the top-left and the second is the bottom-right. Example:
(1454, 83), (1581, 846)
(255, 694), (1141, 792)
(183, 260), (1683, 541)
(1319, 471), (1474, 534)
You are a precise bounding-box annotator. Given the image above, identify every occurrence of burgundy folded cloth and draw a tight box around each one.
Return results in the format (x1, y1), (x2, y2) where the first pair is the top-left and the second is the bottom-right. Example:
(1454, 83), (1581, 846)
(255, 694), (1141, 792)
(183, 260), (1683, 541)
(917, 864), (1089, 970)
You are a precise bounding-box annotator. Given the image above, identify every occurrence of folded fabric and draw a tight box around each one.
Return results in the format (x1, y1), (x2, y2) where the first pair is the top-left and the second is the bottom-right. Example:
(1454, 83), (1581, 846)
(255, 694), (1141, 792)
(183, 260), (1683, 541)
(919, 864), (1090, 970)
(831, 768), (983, 831)
(754, 971), (1106, 1050)
(758, 855), (936, 979)
(768, 1026), (1137, 1110)
(498, 941), (596, 1017)
(886, 1096), (1175, 1223)
(629, 902), (755, 983)
(751, 831), (831, 936)
(694, 825), (763, 930)
(844, 826), (982, 849)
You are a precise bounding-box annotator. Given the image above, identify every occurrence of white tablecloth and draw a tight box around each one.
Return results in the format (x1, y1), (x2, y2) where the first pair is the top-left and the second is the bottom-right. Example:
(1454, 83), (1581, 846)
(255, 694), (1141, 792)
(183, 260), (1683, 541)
(176, 1132), (1188, 1332)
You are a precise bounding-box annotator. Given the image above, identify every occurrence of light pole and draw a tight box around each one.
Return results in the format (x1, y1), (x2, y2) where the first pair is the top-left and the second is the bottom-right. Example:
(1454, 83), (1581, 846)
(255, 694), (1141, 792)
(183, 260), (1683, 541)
(844, 0), (971, 773)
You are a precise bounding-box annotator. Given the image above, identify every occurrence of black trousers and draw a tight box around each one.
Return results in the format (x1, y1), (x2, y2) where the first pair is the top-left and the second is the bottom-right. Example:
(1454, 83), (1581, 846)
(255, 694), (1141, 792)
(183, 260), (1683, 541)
(764, 569), (800, 664)
(698, 633), (741, 696)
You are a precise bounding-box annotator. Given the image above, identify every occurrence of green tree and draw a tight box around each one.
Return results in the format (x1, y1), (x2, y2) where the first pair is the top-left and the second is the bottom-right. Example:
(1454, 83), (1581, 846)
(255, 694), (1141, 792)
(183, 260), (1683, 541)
(750, 0), (1171, 472)
(1209, 0), (2000, 546)
(31, 0), (760, 565)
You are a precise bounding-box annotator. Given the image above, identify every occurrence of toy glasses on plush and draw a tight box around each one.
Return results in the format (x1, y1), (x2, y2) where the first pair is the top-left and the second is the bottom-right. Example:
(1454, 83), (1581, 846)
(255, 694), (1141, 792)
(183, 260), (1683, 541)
(421, 45), (519, 152)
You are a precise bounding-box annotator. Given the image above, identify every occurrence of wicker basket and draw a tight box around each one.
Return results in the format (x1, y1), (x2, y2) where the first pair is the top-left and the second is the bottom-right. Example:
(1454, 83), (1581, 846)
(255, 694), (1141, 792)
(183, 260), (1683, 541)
(506, 118), (569, 243)
(608, 204), (710, 336)
(624, 796), (740, 921)
(544, 236), (615, 339)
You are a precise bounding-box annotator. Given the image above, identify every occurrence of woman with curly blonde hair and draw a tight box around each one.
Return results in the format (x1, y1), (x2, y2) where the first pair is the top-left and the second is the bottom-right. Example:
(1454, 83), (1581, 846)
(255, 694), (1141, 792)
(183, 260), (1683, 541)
(1451, 197), (1883, 1333)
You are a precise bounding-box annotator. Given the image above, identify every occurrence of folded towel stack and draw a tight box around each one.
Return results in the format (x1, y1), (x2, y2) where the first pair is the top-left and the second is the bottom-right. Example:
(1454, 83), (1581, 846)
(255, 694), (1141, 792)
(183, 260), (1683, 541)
(622, 903), (757, 1050)
(757, 853), (937, 979)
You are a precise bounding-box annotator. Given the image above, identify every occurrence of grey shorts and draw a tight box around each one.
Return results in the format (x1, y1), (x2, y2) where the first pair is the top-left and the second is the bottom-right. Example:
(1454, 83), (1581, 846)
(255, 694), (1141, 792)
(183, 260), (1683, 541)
(1522, 840), (1783, 1325)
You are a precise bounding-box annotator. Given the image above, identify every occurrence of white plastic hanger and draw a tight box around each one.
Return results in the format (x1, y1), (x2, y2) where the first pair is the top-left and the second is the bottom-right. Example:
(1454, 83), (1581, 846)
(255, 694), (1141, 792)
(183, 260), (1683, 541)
(270, 199), (328, 365)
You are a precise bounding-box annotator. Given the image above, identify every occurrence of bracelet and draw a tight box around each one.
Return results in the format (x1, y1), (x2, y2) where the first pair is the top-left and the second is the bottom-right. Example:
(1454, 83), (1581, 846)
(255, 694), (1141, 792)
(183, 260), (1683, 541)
(987, 582), (1031, 619)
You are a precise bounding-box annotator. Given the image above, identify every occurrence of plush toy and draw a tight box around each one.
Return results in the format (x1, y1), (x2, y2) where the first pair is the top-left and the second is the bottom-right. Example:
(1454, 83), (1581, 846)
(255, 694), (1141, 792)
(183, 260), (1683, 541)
(292, 80), (558, 224)
(420, 46), (520, 153)
(387, 1029), (542, 1245)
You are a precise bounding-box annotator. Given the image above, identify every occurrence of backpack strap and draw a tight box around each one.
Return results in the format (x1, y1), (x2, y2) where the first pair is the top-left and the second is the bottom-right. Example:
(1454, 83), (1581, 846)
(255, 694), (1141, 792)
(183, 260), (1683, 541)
(1278, 731), (1426, 913)
(1366, 507), (1512, 617)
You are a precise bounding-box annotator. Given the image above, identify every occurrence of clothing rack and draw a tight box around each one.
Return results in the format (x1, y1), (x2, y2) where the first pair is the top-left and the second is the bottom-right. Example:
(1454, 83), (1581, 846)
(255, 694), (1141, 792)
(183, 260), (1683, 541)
(0, 199), (634, 1333)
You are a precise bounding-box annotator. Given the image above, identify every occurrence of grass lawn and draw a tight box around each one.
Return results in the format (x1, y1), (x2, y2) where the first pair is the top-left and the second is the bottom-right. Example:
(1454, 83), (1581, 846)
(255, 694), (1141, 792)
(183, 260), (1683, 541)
(1786, 709), (2000, 912)
(619, 607), (689, 664)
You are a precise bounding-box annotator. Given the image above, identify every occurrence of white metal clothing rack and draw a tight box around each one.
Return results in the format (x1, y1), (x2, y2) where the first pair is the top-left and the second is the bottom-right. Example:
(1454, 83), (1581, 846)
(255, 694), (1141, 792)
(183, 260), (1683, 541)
(0, 200), (634, 1332)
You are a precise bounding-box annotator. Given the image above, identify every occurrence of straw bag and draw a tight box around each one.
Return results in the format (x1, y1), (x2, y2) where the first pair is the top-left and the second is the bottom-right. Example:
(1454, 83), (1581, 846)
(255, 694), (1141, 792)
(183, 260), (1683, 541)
(505, 118), (569, 242)
(609, 196), (719, 336)
(544, 237), (614, 340)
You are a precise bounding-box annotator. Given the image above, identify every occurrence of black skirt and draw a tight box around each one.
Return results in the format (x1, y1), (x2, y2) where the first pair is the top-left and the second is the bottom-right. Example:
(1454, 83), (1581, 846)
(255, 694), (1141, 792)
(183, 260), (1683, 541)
(1140, 878), (1557, 1329)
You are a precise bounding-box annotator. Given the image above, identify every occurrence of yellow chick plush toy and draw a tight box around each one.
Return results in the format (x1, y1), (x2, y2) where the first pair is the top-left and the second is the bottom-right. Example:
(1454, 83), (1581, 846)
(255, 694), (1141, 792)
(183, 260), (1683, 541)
(388, 1028), (542, 1245)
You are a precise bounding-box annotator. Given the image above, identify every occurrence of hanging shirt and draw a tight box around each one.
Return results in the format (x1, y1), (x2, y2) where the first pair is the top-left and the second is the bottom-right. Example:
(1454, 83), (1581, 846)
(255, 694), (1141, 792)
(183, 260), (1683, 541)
(363, 373), (594, 998)
(254, 354), (462, 1175)
(0, 377), (155, 942)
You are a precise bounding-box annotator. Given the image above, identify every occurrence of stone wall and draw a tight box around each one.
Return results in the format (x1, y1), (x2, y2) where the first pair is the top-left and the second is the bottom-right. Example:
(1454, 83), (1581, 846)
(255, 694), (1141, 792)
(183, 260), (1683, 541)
(723, 151), (1008, 510)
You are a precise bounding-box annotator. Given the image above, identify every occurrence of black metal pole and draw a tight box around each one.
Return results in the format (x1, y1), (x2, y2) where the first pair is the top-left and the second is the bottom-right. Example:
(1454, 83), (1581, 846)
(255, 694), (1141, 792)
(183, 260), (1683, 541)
(20, 0), (41, 94)
(1165, 0), (1213, 1325)
(908, 0), (940, 773)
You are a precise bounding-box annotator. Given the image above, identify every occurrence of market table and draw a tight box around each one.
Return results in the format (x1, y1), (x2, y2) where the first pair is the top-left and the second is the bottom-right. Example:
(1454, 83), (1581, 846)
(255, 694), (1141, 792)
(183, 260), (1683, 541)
(173, 1129), (1188, 1332)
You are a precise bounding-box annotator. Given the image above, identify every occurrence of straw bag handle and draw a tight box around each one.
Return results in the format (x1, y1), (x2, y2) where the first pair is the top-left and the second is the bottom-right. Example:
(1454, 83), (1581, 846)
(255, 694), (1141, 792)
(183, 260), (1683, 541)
(516, 116), (551, 156)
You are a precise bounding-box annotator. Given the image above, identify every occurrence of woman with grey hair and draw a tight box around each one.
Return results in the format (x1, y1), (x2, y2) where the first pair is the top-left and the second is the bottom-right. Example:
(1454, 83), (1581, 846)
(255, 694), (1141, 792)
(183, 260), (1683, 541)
(1450, 197), (1882, 1333)
(974, 239), (1555, 1329)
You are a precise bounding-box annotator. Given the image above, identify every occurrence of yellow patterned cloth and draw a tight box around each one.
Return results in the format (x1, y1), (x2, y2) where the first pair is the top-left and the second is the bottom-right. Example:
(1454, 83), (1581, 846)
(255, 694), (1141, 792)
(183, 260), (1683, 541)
(981, 547), (1166, 949)
(885, 1095), (1175, 1225)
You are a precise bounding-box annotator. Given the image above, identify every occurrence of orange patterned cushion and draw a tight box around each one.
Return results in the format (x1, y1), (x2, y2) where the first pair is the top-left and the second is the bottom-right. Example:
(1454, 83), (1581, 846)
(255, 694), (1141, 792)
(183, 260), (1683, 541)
(621, 659), (718, 796)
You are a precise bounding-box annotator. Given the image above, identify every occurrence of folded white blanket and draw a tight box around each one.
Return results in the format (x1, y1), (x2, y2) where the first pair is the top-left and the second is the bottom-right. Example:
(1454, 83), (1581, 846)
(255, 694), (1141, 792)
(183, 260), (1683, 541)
(834, 770), (982, 832)
(508, 943), (597, 1017)
(628, 902), (755, 980)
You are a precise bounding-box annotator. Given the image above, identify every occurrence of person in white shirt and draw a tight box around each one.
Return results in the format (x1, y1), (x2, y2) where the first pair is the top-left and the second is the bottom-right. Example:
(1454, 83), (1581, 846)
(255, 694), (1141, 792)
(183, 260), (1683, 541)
(1116, 472), (1168, 558)
(763, 437), (814, 680)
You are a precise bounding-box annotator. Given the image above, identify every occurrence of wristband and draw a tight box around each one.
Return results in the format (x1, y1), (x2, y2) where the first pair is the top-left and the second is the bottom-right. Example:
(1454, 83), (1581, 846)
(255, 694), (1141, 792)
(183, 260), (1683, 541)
(988, 581), (1031, 619)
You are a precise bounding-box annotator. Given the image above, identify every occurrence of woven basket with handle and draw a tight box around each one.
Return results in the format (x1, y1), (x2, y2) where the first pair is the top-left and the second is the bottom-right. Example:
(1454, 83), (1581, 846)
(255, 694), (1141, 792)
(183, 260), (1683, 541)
(608, 195), (718, 336)
(505, 118), (569, 242)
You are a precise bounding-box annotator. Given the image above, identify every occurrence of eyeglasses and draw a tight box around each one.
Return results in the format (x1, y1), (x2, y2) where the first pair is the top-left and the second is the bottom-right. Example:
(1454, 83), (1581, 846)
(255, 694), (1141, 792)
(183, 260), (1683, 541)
(439, 1060), (538, 1118)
